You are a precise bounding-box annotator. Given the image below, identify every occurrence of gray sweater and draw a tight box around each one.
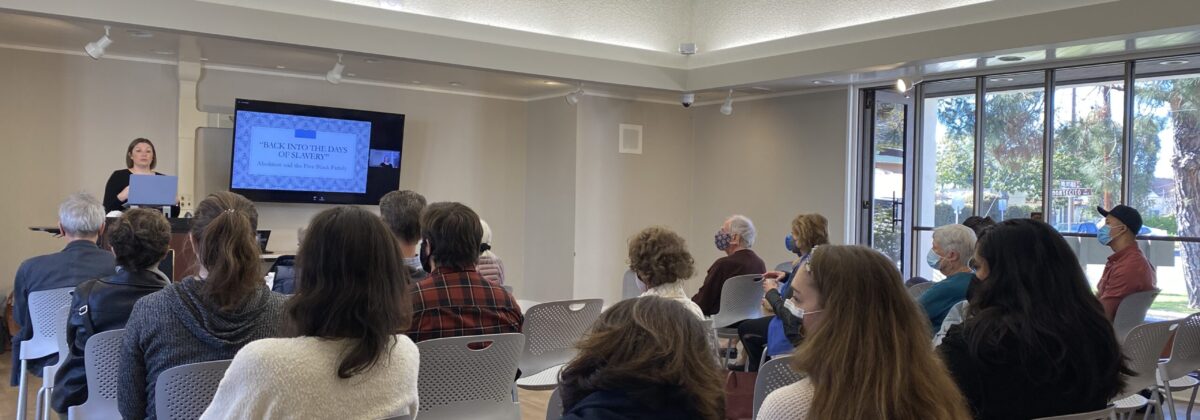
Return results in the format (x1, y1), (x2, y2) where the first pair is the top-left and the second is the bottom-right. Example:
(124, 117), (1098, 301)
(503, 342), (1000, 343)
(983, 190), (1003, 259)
(118, 278), (287, 419)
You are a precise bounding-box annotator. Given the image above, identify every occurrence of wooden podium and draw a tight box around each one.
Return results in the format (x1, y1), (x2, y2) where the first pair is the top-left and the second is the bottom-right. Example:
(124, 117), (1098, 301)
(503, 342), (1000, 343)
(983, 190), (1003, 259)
(30, 218), (196, 282)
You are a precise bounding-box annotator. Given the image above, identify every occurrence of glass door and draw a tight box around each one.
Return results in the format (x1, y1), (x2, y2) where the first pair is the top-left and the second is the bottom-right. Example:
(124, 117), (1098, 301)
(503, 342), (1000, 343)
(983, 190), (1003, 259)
(860, 89), (915, 273)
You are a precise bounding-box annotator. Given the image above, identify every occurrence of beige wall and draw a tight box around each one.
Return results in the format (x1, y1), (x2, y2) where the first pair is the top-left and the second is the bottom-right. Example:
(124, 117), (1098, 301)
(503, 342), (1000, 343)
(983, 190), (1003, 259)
(688, 89), (852, 287)
(574, 96), (694, 303)
(0, 48), (179, 295)
(196, 69), (529, 292)
(524, 98), (577, 301)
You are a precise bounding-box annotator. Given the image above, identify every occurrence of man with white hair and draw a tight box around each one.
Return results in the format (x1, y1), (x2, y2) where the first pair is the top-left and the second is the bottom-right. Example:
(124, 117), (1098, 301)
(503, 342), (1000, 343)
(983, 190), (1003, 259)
(691, 215), (767, 316)
(10, 193), (116, 385)
(918, 224), (977, 329)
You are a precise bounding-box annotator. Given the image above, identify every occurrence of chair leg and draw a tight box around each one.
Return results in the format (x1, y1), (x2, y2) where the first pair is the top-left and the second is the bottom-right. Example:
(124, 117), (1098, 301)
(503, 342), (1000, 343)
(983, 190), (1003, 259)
(1161, 382), (1178, 420)
(16, 360), (29, 420)
(1185, 385), (1198, 420)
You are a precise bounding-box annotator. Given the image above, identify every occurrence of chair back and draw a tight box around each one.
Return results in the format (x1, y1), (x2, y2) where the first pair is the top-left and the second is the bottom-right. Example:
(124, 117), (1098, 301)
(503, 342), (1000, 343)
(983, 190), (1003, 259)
(22, 288), (74, 360)
(519, 299), (604, 377)
(153, 359), (232, 420)
(711, 274), (764, 328)
(1161, 312), (1200, 381)
(417, 333), (524, 420)
(545, 387), (563, 420)
(773, 261), (793, 274)
(1113, 289), (1160, 342)
(66, 329), (125, 420)
(1118, 320), (1177, 398)
(1033, 406), (1116, 420)
(621, 270), (640, 300)
(752, 355), (805, 418)
(907, 281), (935, 300)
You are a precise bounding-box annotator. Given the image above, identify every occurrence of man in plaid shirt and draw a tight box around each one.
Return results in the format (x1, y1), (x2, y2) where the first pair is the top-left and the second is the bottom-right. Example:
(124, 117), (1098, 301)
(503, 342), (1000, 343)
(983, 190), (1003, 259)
(406, 202), (523, 342)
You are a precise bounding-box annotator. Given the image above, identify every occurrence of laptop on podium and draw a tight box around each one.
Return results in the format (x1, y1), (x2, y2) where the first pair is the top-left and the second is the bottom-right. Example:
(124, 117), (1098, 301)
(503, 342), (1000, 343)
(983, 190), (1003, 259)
(128, 175), (177, 215)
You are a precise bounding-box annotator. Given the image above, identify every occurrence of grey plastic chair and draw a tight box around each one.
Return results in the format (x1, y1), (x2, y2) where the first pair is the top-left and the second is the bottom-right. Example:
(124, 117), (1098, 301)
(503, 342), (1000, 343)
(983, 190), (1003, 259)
(16, 287), (74, 420)
(517, 299), (604, 390)
(1113, 289), (1161, 343)
(773, 261), (793, 274)
(417, 333), (525, 420)
(545, 387), (563, 420)
(752, 355), (805, 418)
(621, 270), (640, 300)
(153, 359), (233, 420)
(907, 281), (935, 300)
(37, 300), (72, 420)
(1112, 320), (1177, 420)
(66, 329), (125, 420)
(710, 274), (764, 365)
(1034, 406), (1116, 420)
(1157, 312), (1200, 420)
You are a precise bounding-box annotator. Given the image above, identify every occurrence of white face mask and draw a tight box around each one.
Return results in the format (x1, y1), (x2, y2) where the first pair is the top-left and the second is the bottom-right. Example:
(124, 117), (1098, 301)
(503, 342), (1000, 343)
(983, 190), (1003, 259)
(785, 299), (822, 320)
(403, 256), (424, 272)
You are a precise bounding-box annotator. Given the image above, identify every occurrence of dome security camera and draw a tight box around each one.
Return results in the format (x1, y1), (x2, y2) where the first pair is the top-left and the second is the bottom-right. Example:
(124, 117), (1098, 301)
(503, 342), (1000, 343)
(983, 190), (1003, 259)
(681, 93), (695, 108)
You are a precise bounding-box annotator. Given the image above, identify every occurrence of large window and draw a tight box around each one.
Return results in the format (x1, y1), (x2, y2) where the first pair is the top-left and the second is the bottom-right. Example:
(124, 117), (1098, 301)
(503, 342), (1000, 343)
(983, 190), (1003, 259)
(982, 72), (1045, 221)
(919, 78), (976, 228)
(1051, 64), (1125, 233)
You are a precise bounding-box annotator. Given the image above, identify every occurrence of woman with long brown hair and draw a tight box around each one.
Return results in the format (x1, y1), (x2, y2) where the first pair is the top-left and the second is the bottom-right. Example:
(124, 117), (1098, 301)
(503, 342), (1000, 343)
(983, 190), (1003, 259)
(758, 245), (970, 420)
(558, 296), (725, 419)
(118, 192), (287, 419)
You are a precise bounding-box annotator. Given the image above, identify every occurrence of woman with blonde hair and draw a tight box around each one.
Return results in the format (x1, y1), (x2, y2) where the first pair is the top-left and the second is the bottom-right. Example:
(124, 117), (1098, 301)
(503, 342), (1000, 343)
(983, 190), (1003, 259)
(758, 245), (970, 420)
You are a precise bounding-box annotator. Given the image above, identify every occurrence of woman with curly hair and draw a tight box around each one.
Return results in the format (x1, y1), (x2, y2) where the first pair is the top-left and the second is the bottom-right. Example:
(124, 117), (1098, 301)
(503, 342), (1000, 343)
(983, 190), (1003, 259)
(627, 226), (704, 320)
(559, 296), (725, 419)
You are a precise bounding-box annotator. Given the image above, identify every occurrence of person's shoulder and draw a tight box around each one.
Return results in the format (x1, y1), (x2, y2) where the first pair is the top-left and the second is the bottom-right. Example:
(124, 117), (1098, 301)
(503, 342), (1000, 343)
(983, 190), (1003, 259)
(107, 169), (130, 178)
(759, 378), (814, 418)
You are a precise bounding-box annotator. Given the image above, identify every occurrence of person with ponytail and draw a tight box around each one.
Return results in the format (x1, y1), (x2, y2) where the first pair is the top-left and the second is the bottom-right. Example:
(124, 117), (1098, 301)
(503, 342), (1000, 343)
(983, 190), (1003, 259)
(118, 192), (286, 419)
(200, 206), (419, 419)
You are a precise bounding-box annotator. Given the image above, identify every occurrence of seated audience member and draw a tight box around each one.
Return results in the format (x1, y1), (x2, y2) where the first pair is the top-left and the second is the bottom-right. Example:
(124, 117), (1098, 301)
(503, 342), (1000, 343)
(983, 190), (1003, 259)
(691, 215), (766, 316)
(379, 190), (429, 281)
(406, 202), (523, 342)
(627, 226), (704, 320)
(961, 215), (996, 238)
(477, 219), (506, 285)
(11, 193), (115, 386)
(918, 224), (977, 329)
(51, 209), (171, 414)
(758, 246), (969, 420)
(739, 213), (829, 371)
(905, 276), (931, 287)
(559, 296), (724, 420)
(118, 192), (287, 419)
(1095, 205), (1156, 320)
(201, 206), (419, 419)
(938, 219), (1129, 420)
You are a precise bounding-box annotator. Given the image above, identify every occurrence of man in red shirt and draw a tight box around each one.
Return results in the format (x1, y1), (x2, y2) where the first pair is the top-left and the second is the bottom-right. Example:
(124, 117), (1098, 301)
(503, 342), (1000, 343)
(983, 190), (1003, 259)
(406, 202), (524, 342)
(1095, 205), (1156, 321)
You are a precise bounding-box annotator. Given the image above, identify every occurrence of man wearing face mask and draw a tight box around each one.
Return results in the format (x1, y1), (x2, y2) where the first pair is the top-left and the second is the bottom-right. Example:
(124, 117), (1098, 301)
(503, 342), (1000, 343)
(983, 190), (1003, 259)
(691, 215), (767, 316)
(405, 202), (523, 342)
(917, 224), (976, 329)
(1095, 205), (1156, 321)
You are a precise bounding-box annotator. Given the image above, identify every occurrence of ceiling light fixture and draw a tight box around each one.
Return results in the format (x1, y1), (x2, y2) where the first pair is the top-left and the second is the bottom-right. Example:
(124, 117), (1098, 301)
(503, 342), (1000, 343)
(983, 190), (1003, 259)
(566, 85), (584, 105)
(85, 26), (113, 60)
(988, 77), (1015, 83)
(896, 77), (923, 93)
(275, 65), (287, 69)
(363, 58), (380, 64)
(720, 90), (734, 116)
(126, 29), (153, 38)
(326, 53), (345, 84)
(996, 55), (1024, 62)
(1160, 59), (1190, 66)
(812, 80), (833, 85)
(449, 82), (462, 87)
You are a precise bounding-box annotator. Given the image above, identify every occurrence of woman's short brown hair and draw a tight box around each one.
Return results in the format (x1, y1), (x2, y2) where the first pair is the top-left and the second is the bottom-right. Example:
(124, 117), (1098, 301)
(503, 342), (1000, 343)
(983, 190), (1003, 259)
(791, 213), (830, 252)
(627, 226), (694, 288)
(125, 138), (157, 170)
(107, 208), (171, 270)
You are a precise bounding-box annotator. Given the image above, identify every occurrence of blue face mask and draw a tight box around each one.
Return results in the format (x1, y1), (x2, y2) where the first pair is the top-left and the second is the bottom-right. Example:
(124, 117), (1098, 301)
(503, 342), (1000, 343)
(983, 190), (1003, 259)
(926, 248), (942, 270)
(1097, 225), (1114, 246)
(714, 230), (732, 251)
(785, 234), (797, 254)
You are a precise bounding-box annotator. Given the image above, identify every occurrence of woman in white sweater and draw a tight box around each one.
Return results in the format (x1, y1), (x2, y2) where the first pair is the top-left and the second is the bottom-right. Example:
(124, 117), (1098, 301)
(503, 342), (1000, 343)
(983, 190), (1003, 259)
(627, 226), (706, 320)
(201, 206), (420, 419)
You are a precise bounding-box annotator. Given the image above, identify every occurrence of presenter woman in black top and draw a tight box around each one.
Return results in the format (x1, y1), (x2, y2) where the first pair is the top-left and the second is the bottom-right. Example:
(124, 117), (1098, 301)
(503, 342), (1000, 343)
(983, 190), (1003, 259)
(103, 138), (176, 214)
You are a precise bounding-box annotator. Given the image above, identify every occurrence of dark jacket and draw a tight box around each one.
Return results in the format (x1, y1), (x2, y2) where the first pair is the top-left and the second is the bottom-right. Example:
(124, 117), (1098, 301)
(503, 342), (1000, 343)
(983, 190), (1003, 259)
(50, 268), (168, 413)
(10, 240), (115, 386)
(561, 389), (699, 420)
(691, 249), (766, 317)
(117, 277), (286, 419)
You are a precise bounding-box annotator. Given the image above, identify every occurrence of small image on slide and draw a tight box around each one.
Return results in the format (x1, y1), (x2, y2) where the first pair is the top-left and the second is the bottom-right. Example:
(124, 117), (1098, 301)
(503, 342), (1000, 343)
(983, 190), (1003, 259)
(369, 149), (400, 169)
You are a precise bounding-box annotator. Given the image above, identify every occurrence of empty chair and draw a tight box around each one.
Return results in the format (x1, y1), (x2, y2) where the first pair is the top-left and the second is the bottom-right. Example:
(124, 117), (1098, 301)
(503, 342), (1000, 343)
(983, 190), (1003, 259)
(1113, 289), (1160, 342)
(1111, 321), (1177, 419)
(1034, 406), (1116, 420)
(621, 270), (640, 300)
(907, 281), (935, 299)
(1157, 312), (1200, 420)
(545, 387), (563, 420)
(773, 261), (793, 273)
(153, 360), (232, 420)
(65, 329), (125, 420)
(710, 274), (764, 363)
(753, 355), (805, 419)
(16, 287), (74, 420)
(517, 299), (604, 390)
(417, 333), (524, 420)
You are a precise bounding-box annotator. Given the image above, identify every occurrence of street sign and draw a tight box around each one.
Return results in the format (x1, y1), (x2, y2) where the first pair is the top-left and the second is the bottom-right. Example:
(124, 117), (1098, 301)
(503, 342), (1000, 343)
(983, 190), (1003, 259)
(1053, 188), (1094, 197)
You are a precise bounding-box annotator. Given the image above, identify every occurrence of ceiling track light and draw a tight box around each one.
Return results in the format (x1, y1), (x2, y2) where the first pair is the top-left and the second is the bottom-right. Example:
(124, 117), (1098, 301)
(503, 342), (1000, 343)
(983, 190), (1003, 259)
(720, 90), (734, 116)
(566, 85), (584, 105)
(896, 77), (923, 93)
(85, 26), (113, 60)
(326, 53), (345, 84)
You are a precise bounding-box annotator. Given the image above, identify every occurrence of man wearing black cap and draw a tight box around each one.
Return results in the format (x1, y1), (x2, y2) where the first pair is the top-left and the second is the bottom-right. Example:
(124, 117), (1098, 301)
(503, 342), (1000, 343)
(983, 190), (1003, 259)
(1095, 205), (1156, 321)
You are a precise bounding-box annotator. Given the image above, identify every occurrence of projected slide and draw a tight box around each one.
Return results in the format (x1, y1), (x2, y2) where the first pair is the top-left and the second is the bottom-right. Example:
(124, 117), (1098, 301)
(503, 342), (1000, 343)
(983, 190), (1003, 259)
(231, 111), (372, 193)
